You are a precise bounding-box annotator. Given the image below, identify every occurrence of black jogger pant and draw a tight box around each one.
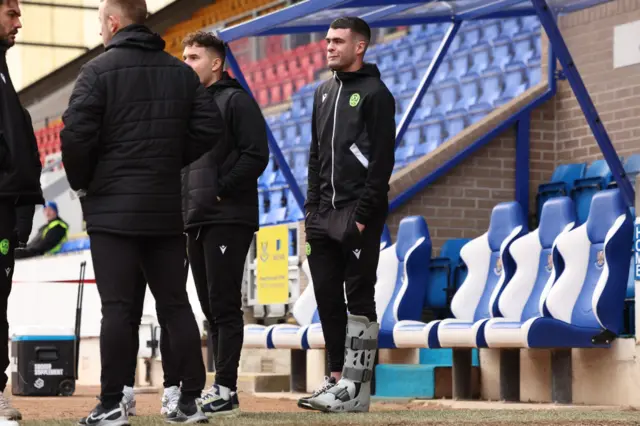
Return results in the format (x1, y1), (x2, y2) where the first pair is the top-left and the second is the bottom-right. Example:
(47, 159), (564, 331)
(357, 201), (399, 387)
(126, 266), (182, 389)
(0, 204), (16, 392)
(305, 203), (386, 372)
(90, 233), (205, 406)
(187, 225), (254, 391)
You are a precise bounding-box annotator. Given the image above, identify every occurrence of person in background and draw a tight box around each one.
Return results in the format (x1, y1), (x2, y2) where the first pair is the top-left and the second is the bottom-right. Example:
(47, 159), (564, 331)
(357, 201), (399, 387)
(15, 201), (69, 259)
(60, 0), (224, 424)
(0, 0), (45, 420)
(181, 31), (269, 416)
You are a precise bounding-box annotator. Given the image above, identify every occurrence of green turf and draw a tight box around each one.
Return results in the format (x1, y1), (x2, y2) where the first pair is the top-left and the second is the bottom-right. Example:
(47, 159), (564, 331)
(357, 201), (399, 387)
(19, 409), (640, 426)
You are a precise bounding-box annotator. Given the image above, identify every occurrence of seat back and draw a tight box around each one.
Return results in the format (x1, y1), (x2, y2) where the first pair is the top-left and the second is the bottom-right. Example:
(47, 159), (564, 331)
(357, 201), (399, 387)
(497, 197), (576, 322)
(378, 216), (432, 348)
(449, 201), (526, 322)
(380, 224), (392, 250)
(544, 189), (633, 333)
(624, 154), (640, 189)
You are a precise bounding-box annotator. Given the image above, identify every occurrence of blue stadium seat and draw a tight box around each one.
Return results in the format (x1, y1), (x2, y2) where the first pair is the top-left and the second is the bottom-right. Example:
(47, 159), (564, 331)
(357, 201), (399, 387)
(484, 189), (633, 348)
(458, 22), (482, 51)
(434, 78), (459, 115)
(403, 124), (422, 146)
(58, 237), (90, 254)
(623, 154), (640, 189)
(477, 67), (503, 106)
(393, 201), (527, 349)
(303, 94), (314, 112)
(490, 37), (513, 70)
(572, 159), (614, 225)
(521, 16), (541, 32)
(264, 207), (287, 225)
(396, 144), (416, 163)
(495, 61), (528, 105)
(423, 114), (445, 147)
(537, 163), (587, 220)
(451, 50), (470, 79)
(468, 41), (492, 75)
(468, 102), (493, 124)
(433, 58), (452, 84)
(499, 18), (522, 39)
(412, 40), (430, 63)
(483, 197), (577, 347)
(527, 56), (542, 85)
(380, 223), (392, 250)
(254, 216), (430, 350)
(457, 74), (480, 110)
(444, 109), (468, 138)
(483, 20), (502, 42)
(398, 64), (416, 85)
(425, 238), (471, 314)
(512, 31), (536, 64)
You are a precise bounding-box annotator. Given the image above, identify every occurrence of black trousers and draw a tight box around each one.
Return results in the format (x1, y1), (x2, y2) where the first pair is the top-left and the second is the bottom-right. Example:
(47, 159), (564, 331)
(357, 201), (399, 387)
(126, 267), (181, 389)
(187, 225), (254, 391)
(305, 203), (386, 372)
(90, 232), (205, 405)
(0, 204), (16, 392)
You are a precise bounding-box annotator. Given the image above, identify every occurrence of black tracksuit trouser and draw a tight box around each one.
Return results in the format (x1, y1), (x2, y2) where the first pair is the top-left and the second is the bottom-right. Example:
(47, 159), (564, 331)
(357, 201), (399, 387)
(90, 232), (205, 407)
(187, 225), (254, 391)
(0, 204), (16, 392)
(305, 202), (386, 372)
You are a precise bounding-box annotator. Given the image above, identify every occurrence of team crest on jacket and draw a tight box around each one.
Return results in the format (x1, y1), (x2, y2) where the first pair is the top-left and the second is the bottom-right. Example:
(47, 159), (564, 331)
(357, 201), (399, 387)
(349, 93), (360, 107)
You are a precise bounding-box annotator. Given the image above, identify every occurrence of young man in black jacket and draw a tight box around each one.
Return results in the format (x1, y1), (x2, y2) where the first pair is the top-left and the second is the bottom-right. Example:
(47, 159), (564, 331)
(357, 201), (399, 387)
(60, 1), (225, 424)
(181, 31), (269, 416)
(0, 0), (44, 420)
(301, 17), (396, 413)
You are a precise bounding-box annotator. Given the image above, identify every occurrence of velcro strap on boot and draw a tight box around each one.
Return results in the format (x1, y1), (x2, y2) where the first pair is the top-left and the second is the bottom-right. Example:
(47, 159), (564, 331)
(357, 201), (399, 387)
(343, 366), (373, 383)
(346, 336), (377, 350)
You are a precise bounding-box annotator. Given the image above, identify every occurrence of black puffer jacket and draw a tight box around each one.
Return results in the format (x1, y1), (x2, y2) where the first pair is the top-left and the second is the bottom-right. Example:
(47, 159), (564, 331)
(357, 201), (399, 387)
(305, 64), (396, 226)
(0, 44), (44, 208)
(61, 25), (224, 236)
(182, 73), (269, 232)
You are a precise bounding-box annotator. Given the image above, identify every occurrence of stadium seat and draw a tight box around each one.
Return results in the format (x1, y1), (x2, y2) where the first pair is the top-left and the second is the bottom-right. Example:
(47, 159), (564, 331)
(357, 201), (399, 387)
(536, 163), (586, 220)
(424, 238), (471, 315)
(484, 189), (633, 348)
(571, 159), (614, 225)
(483, 197), (576, 347)
(393, 201), (527, 349)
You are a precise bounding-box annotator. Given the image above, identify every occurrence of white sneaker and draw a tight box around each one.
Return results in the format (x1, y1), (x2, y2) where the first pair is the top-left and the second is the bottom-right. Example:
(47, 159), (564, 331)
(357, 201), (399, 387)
(0, 392), (21, 420)
(161, 386), (181, 416)
(121, 386), (136, 416)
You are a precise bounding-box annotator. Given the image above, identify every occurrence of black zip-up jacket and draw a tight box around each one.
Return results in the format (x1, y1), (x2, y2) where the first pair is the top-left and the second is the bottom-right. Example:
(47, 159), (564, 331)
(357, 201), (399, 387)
(0, 43), (44, 242)
(61, 25), (223, 236)
(305, 63), (396, 226)
(182, 72), (269, 232)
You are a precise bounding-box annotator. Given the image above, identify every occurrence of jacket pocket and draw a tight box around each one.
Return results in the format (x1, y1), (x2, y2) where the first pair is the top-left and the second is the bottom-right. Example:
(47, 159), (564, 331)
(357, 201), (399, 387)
(349, 143), (369, 169)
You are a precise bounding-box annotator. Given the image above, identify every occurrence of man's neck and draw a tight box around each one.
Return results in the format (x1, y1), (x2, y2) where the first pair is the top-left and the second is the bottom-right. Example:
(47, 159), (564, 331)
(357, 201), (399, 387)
(334, 59), (364, 74)
(205, 73), (223, 88)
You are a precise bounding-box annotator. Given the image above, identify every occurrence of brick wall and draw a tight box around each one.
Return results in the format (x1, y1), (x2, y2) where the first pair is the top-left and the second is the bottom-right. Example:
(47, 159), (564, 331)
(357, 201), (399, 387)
(555, 0), (640, 163)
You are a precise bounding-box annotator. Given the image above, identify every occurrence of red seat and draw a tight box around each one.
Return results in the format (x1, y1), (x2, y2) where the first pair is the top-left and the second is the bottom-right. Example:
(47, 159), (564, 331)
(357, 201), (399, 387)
(269, 84), (282, 104)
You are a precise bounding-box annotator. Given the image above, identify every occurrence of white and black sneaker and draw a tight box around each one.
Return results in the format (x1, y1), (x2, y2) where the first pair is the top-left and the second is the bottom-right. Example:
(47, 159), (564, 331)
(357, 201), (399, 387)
(79, 387), (136, 425)
(199, 385), (239, 416)
(161, 386), (181, 416)
(79, 401), (129, 426)
(164, 399), (208, 424)
(297, 376), (337, 410)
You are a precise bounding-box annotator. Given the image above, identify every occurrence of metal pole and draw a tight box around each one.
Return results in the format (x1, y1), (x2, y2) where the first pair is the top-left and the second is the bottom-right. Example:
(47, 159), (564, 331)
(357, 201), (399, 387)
(531, 0), (635, 211)
(223, 44), (306, 211)
(395, 21), (460, 147)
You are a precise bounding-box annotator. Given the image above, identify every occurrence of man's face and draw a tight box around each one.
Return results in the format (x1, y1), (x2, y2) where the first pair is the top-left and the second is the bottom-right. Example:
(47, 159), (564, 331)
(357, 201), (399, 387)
(183, 44), (222, 87)
(44, 207), (56, 221)
(0, 0), (21, 47)
(326, 27), (365, 71)
(98, 0), (119, 46)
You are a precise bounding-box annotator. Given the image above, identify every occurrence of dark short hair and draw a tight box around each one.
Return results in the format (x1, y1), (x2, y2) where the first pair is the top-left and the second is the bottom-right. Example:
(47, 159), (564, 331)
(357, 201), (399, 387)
(183, 31), (226, 63)
(108, 0), (148, 25)
(329, 16), (371, 43)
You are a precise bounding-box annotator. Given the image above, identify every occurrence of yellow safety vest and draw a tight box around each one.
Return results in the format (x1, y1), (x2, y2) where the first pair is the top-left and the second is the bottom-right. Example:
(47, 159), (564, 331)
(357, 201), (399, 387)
(42, 219), (69, 254)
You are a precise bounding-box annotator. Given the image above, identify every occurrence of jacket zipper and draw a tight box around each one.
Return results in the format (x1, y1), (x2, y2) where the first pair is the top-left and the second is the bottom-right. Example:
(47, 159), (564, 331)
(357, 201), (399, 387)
(331, 73), (343, 210)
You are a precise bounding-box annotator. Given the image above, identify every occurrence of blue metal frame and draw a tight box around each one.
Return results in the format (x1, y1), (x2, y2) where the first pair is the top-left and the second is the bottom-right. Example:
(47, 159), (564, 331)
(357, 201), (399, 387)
(532, 0), (635, 211)
(223, 45), (306, 210)
(395, 21), (461, 147)
(516, 114), (531, 220)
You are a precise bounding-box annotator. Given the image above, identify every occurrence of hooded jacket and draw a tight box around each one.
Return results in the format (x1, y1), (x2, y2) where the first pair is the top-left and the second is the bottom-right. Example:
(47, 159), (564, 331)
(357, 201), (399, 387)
(182, 72), (269, 232)
(305, 63), (396, 226)
(61, 25), (224, 236)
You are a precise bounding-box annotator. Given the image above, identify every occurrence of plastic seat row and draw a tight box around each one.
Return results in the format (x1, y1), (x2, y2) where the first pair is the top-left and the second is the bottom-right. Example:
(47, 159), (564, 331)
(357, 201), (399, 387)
(243, 216), (432, 350)
(394, 189), (633, 349)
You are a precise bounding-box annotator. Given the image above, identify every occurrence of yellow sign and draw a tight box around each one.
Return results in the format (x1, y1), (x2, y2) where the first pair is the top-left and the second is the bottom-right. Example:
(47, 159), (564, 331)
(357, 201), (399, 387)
(256, 224), (289, 305)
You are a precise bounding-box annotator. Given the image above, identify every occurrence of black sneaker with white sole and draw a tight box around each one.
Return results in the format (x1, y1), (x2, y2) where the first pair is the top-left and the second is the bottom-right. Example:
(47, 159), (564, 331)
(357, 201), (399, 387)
(164, 399), (208, 424)
(79, 402), (129, 426)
